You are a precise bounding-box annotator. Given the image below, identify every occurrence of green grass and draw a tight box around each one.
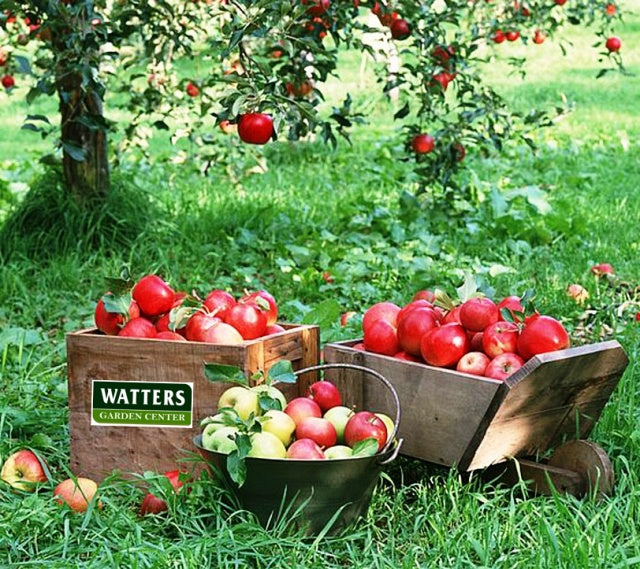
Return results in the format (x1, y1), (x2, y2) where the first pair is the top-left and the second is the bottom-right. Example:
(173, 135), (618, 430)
(1, 4), (640, 568)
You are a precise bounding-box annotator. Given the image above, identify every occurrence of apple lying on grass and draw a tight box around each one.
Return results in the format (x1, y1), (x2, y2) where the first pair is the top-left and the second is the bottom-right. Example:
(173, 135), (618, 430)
(54, 477), (102, 513)
(1, 449), (48, 492)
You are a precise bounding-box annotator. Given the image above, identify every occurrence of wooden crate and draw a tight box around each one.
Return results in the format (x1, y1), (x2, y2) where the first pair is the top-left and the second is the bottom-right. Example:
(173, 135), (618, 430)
(66, 324), (320, 481)
(322, 339), (629, 471)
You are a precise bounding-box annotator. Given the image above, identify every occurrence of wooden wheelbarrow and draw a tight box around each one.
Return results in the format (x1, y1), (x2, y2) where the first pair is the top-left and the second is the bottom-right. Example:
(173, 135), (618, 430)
(315, 340), (629, 499)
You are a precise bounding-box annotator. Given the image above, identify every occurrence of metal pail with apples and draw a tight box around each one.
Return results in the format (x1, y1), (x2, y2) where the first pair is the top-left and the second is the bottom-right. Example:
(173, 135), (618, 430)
(193, 363), (402, 535)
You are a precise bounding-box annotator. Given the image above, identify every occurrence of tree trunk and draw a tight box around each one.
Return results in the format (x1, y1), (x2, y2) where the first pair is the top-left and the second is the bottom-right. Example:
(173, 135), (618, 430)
(58, 79), (110, 203)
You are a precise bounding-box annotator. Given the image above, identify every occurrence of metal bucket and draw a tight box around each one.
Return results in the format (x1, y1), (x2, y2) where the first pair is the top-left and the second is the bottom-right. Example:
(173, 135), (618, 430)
(193, 363), (402, 535)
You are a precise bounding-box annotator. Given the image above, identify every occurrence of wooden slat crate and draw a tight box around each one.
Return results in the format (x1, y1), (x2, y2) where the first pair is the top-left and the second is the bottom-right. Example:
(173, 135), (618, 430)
(66, 324), (320, 481)
(321, 340), (629, 472)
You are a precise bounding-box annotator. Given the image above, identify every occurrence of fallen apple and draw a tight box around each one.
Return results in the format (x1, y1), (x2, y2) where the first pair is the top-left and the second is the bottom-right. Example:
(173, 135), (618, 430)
(54, 477), (101, 513)
(1, 449), (48, 492)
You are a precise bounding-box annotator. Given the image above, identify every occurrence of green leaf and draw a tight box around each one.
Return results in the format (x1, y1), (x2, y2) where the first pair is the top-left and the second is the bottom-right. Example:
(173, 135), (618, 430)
(203, 363), (248, 386)
(266, 360), (296, 385)
(101, 292), (132, 315)
(456, 271), (479, 303)
(351, 438), (379, 457)
(301, 298), (342, 328)
(226, 432), (252, 486)
(61, 141), (87, 162)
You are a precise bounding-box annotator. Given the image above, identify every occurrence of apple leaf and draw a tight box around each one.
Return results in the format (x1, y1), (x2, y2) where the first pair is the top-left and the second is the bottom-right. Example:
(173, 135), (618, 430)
(226, 433), (252, 486)
(203, 363), (248, 386)
(257, 393), (283, 413)
(266, 360), (297, 385)
(351, 438), (379, 458)
(101, 292), (133, 315)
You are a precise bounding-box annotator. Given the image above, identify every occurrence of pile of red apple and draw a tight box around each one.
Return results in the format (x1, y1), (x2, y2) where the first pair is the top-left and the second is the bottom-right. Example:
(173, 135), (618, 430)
(201, 379), (394, 460)
(358, 291), (571, 381)
(94, 274), (284, 343)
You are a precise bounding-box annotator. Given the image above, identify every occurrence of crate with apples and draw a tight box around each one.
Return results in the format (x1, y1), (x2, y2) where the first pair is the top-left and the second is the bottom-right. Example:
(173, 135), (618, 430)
(324, 288), (629, 498)
(193, 362), (402, 534)
(66, 273), (320, 482)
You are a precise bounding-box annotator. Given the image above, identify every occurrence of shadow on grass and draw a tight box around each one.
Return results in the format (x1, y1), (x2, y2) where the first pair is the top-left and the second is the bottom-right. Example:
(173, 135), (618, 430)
(0, 167), (162, 263)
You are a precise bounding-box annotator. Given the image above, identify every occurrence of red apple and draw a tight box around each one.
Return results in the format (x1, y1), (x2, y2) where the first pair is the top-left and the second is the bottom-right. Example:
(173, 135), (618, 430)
(54, 477), (101, 512)
(362, 302), (401, 332)
(390, 18), (411, 40)
(590, 263), (615, 277)
(397, 300), (435, 325)
(485, 353), (525, 381)
(139, 469), (184, 516)
(340, 311), (357, 326)
(605, 36), (621, 52)
(185, 311), (221, 342)
(482, 321), (519, 358)
(286, 438), (326, 459)
(118, 317), (157, 338)
(265, 323), (286, 335)
(517, 315), (570, 360)
(224, 302), (268, 340)
(203, 289), (236, 320)
(200, 321), (244, 344)
(566, 284), (589, 304)
(420, 323), (470, 368)
(306, 380), (342, 412)
(1, 449), (48, 492)
(344, 411), (388, 452)
(497, 295), (524, 322)
(363, 318), (400, 356)
(459, 297), (500, 332)
(284, 397), (322, 426)
(397, 306), (439, 356)
(412, 290), (436, 303)
(456, 351), (491, 376)
(295, 417), (337, 449)
(154, 331), (187, 341)
(412, 134), (435, 154)
(240, 290), (278, 326)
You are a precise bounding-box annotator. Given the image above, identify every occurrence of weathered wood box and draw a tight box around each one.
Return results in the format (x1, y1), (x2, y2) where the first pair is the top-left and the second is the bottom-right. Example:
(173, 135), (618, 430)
(66, 324), (320, 481)
(323, 340), (629, 472)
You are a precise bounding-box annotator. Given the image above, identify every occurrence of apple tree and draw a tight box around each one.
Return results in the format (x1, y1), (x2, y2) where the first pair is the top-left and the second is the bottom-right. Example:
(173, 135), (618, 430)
(0, 0), (626, 208)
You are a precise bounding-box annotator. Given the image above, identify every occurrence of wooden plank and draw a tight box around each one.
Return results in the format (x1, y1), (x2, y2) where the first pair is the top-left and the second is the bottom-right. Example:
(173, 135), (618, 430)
(468, 340), (628, 470)
(324, 341), (507, 468)
(66, 324), (320, 481)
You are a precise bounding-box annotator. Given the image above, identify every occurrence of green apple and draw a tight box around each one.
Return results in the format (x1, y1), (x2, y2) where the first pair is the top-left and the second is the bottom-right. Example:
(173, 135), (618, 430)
(250, 384), (287, 412)
(323, 405), (355, 444)
(260, 410), (296, 446)
(217, 386), (259, 421)
(375, 412), (395, 443)
(247, 432), (287, 459)
(324, 445), (354, 459)
(203, 426), (240, 454)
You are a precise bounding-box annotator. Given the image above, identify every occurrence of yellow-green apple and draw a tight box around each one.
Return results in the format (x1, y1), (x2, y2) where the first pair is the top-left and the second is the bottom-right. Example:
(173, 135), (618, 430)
(286, 438), (325, 459)
(324, 445), (354, 459)
(284, 397), (322, 426)
(250, 384), (287, 411)
(306, 380), (341, 412)
(485, 353), (525, 381)
(344, 411), (388, 452)
(260, 410), (296, 446)
(202, 416), (237, 448)
(456, 351), (491, 376)
(1, 449), (48, 492)
(295, 417), (337, 449)
(247, 432), (287, 459)
(323, 405), (354, 444)
(217, 386), (259, 420)
(54, 477), (101, 512)
(375, 413), (395, 443)
(482, 321), (519, 358)
(204, 426), (240, 454)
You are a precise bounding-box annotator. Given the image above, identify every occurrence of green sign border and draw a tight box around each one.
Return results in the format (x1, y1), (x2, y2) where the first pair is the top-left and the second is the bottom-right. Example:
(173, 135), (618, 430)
(91, 380), (194, 428)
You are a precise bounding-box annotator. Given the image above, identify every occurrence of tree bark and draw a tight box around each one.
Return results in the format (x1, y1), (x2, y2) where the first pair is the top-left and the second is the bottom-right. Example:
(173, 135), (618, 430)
(58, 77), (110, 203)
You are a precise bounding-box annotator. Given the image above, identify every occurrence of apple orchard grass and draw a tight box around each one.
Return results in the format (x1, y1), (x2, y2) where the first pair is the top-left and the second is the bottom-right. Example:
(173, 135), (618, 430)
(1, 13), (640, 569)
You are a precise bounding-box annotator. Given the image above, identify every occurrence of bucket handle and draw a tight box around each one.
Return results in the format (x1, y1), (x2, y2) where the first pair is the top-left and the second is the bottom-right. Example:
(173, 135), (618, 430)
(294, 362), (402, 458)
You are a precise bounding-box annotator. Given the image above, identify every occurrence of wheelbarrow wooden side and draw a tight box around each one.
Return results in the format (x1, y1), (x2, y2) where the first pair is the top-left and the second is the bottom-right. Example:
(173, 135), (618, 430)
(322, 340), (629, 479)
